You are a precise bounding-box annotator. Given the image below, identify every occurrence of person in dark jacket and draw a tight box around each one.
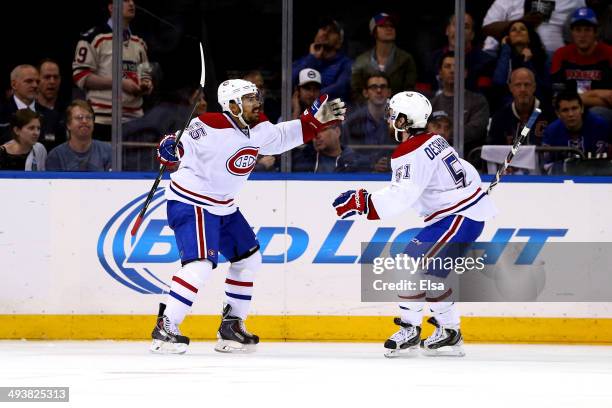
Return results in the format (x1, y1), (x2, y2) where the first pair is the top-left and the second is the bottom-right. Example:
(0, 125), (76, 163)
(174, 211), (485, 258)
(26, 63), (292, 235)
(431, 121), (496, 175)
(293, 123), (361, 172)
(292, 18), (352, 102)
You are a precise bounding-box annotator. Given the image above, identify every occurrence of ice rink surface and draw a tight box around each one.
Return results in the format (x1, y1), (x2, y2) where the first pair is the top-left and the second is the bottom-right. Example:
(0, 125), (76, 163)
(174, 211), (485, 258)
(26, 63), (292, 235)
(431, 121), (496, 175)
(1, 341), (612, 408)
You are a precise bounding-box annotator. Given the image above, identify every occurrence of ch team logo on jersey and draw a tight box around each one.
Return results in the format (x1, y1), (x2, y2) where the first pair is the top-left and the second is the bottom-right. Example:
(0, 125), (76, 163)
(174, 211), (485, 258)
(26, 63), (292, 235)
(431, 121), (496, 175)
(226, 146), (259, 176)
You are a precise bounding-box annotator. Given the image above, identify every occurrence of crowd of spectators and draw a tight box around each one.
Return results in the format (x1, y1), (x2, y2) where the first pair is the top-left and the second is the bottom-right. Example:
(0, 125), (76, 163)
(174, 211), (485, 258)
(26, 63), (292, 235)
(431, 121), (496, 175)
(1, 1), (611, 175)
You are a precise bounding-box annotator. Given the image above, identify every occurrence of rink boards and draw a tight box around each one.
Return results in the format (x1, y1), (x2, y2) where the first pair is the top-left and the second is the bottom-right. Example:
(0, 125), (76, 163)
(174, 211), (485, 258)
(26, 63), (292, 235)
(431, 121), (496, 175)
(1, 173), (611, 343)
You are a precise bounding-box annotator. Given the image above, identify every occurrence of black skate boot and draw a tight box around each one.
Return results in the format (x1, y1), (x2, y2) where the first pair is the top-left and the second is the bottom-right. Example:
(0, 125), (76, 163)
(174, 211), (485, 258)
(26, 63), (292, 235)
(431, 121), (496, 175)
(150, 303), (190, 354)
(214, 304), (259, 353)
(421, 317), (465, 357)
(383, 317), (422, 358)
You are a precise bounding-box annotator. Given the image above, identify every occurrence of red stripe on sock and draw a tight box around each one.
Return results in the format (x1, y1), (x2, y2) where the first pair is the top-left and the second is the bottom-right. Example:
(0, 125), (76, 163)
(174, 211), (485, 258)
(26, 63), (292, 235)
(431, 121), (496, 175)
(172, 276), (198, 293)
(225, 278), (253, 287)
(196, 208), (205, 258)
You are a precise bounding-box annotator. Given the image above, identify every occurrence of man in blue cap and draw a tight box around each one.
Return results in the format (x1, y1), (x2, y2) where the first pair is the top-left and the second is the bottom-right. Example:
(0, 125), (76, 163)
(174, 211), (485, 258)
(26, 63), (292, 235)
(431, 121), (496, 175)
(551, 7), (612, 125)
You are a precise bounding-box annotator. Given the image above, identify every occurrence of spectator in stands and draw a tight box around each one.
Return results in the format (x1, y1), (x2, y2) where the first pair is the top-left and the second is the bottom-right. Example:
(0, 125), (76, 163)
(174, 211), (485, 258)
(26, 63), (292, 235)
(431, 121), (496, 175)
(488, 68), (555, 145)
(292, 123), (359, 172)
(243, 71), (264, 94)
(36, 59), (66, 150)
(73, 0), (153, 142)
(431, 52), (490, 155)
(37, 59), (63, 111)
(0, 64), (62, 151)
(425, 13), (495, 95)
(47, 100), (111, 171)
(427, 111), (453, 143)
(292, 18), (352, 101)
(292, 68), (322, 119)
(0, 109), (46, 171)
(552, 7), (612, 124)
(243, 70), (280, 123)
(482, 0), (585, 57)
(492, 20), (551, 106)
(122, 85), (206, 171)
(351, 13), (416, 103)
(543, 89), (610, 156)
(564, 0), (612, 45)
(0, 65), (40, 144)
(343, 72), (392, 172)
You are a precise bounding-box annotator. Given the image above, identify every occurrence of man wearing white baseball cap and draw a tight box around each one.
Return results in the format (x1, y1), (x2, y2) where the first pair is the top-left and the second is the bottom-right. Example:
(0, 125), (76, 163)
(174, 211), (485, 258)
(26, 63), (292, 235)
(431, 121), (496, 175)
(292, 68), (322, 119)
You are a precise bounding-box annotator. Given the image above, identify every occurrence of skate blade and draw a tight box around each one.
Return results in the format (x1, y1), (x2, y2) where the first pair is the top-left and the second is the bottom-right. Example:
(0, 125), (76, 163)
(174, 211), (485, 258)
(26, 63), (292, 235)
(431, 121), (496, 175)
(384, 345), (419, 358)
(150, 339), (188, 355)
(422, 344), (465, 357)
(214, 339), (256, 354)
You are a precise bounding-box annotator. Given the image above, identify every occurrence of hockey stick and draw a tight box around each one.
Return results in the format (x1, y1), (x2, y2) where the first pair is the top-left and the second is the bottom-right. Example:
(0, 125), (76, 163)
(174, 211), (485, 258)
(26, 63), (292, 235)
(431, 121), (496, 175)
(486, 108), (541, 194)
(130, 42), (206, 236)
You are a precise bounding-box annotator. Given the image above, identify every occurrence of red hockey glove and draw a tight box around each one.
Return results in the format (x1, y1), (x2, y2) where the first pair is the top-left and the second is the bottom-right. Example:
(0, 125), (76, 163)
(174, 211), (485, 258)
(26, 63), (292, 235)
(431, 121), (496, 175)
(332, 189), (372, 219)
(300, 94), (346, 142)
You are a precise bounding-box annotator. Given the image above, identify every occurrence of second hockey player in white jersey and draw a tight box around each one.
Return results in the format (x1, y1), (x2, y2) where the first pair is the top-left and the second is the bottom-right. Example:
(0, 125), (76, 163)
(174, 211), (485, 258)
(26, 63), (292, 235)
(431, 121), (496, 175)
(151, 79), (345, 354)
(333, 91), (497, 357)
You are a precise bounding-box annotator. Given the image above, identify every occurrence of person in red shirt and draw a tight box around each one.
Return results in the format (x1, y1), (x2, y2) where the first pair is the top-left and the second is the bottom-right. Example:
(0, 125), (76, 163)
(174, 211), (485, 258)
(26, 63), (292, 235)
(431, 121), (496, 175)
(551, 7), (612, 124)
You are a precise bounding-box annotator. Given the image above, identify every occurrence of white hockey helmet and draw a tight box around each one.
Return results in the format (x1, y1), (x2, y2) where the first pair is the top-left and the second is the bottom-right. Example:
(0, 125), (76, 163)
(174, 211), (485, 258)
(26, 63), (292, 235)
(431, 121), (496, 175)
(217, 79), (260, 127)
(387, 91), (432, 141)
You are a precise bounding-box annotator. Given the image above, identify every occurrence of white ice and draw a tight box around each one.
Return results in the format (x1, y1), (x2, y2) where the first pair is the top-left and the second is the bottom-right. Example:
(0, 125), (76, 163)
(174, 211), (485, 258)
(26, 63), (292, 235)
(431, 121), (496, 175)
(1, 341), (611, 408)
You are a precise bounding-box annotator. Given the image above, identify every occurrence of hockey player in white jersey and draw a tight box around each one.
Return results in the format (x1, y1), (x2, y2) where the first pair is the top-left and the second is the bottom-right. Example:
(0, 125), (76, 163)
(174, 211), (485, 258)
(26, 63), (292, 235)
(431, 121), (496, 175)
(151, 79), (346, 354)
(333, 91), (497, 357)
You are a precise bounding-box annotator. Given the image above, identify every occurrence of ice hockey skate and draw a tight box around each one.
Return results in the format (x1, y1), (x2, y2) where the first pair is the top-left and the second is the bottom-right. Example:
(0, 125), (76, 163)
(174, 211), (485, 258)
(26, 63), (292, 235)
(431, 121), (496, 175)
(421, 317), (465, 357)
(214, 304), (259, 353)
(150, 303), (190, 354)
(383, 317), (422, 358)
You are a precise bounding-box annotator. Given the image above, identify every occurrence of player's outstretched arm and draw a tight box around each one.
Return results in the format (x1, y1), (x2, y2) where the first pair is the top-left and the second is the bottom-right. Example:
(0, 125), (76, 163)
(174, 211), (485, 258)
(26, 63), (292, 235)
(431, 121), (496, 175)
(332, 189), (380, 220)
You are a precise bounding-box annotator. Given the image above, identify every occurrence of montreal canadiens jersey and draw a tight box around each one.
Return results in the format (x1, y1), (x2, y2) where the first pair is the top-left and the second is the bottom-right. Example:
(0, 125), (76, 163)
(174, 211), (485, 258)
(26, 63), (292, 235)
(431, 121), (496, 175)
(371, 132), (497, 225)
(165, 112), (307, 215)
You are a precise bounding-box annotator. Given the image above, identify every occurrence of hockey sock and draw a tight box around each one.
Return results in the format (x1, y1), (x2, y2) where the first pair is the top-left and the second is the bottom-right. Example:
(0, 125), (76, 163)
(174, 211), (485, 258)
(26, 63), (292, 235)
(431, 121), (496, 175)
(165, 259), (212, 324)
(399, 302), (425, 326)
(429, 302), (460, 327)
(224, 251), (262, 320)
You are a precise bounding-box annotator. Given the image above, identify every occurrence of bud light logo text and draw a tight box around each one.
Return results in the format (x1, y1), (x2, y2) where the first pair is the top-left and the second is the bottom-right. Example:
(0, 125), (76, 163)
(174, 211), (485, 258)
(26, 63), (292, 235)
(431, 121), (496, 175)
(98, 193), (569, 294)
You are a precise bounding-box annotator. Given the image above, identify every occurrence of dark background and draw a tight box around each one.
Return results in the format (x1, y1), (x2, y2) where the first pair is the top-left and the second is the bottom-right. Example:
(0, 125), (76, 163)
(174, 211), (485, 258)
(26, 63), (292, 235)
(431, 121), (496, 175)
(0, 0), (495, 110)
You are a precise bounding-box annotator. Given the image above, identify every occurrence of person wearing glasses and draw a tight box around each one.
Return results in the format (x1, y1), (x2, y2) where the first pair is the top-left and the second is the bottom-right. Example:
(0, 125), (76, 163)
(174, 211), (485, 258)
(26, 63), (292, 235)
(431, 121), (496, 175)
(292, 17), (352, 102)
(46, 100), (111, 171)
(351, 13), (417, 103)
(343, 72), (393, 172)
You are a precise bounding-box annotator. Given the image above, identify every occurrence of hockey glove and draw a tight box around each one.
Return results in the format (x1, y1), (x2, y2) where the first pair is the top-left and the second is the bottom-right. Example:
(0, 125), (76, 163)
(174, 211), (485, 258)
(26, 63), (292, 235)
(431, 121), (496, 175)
(333, 189), (371, 219)
(300, 94), (346, 135)
(157, 134), (184, 166)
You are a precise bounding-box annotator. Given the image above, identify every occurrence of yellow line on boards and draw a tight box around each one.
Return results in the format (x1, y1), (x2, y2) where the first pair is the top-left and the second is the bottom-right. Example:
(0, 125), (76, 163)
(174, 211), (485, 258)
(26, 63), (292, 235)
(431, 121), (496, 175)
(1, 315), (611, 344)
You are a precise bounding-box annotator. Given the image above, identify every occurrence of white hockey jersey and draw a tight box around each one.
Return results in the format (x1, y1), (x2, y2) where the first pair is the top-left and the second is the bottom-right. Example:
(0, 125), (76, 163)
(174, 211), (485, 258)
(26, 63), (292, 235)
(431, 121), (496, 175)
(165, 112), (309, 215)
(371, 132), (497, 224)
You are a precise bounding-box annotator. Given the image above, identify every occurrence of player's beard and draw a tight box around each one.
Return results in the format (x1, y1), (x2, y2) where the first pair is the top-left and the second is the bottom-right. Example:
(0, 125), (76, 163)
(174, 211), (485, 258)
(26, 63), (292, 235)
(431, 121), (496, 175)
(243, 107), (261, 126)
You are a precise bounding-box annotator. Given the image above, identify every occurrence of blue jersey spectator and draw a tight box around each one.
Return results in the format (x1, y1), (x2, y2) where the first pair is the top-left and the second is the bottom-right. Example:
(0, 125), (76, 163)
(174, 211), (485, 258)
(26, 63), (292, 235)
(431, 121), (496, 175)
(543, 90), (610, 156)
